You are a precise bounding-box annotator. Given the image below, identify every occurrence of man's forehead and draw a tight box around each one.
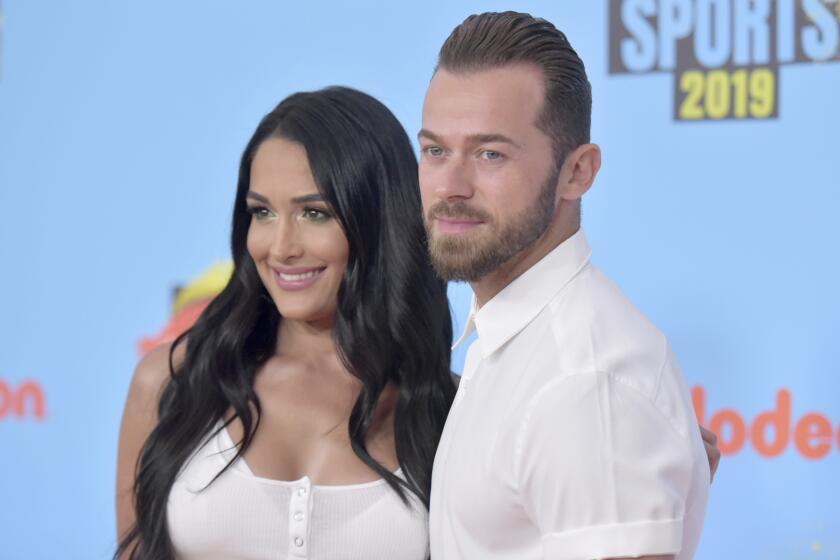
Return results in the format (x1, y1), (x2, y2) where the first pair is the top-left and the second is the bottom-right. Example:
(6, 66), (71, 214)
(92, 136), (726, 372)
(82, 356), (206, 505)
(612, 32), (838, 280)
(425, 64), (545, 103)
(421, 65), (546, 136)
(418, 65), (544, 144)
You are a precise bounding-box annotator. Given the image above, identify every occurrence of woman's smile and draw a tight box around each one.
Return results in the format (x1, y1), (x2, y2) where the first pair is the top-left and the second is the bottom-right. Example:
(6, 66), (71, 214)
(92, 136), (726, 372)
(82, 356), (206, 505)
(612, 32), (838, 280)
(272, 266), (327, 291)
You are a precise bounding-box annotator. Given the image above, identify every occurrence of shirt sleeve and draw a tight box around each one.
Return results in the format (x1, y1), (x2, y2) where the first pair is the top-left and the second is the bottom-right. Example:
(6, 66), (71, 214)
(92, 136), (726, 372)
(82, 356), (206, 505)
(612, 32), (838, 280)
(514, 365), (697, 560)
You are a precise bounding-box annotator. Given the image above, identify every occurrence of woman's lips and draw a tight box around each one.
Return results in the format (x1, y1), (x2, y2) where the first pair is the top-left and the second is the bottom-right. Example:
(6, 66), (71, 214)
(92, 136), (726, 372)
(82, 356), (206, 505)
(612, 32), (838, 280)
(272, 267), (326, 291)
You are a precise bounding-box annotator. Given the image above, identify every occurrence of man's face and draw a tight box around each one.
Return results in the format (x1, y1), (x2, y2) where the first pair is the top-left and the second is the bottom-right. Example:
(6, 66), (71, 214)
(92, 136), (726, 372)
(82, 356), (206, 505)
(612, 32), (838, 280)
(418, 64), (560, 282)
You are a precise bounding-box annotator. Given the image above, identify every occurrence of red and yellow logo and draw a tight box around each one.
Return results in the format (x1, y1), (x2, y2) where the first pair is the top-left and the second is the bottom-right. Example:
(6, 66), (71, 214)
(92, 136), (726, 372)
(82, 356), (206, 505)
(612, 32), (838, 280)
(138, 262), (233, 356)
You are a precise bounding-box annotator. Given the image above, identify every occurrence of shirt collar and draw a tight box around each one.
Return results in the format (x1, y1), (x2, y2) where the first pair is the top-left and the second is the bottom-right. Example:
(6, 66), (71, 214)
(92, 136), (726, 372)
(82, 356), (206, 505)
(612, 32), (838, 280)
(452, 228), (592, 358)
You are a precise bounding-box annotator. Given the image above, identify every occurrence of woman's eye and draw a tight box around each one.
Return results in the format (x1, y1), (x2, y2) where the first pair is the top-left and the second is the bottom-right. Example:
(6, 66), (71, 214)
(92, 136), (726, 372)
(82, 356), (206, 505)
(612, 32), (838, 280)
(247, 206), (272, 220)
(302, 208), (331, 222)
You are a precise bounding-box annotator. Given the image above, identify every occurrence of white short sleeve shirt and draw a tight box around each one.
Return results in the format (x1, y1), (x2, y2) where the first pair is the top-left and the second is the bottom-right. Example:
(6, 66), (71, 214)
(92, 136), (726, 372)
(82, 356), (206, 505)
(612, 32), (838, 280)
(429, 229), (709, 560)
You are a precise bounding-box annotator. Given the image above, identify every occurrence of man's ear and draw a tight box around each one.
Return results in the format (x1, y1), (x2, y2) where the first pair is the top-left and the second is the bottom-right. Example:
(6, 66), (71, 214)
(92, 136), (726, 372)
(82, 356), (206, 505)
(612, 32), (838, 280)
(556, 143), (601, 201)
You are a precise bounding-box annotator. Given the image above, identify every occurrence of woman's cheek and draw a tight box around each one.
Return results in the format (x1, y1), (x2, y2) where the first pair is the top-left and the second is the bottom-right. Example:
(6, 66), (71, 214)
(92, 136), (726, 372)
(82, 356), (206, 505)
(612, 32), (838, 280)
(247, 226), (270, 260)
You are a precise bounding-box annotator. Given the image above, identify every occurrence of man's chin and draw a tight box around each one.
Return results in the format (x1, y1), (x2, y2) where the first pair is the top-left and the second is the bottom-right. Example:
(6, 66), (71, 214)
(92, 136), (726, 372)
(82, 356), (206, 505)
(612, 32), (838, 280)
(431, 264), (487, 283)
(429, 247), (497, 283)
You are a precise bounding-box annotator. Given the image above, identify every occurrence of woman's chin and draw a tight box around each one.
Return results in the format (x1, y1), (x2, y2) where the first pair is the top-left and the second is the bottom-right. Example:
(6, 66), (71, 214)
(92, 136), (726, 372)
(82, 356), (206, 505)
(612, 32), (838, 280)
(273, 303), (336, 326)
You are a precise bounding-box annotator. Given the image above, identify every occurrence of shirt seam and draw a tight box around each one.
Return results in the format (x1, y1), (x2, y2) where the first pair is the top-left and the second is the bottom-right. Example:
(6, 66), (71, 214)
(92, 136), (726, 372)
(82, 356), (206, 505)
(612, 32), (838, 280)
(651, 333), (668, 404)
(611, 354), (691, 443)
(513, 365), (694, 494)
(540, 517), (684, 541)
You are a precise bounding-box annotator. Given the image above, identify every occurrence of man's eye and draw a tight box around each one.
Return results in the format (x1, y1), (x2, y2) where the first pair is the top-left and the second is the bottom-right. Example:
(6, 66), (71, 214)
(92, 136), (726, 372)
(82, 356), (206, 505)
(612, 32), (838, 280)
(482, 150), (502, 160)
(425, 146), (445, 157)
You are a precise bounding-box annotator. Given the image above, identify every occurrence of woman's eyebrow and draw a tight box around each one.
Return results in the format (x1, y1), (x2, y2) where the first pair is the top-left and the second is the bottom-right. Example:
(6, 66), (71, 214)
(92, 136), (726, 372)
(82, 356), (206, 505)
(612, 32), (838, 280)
(291, 193), (325, 204)
(245, 192), (324, 204)
(245, 191), (270, 204)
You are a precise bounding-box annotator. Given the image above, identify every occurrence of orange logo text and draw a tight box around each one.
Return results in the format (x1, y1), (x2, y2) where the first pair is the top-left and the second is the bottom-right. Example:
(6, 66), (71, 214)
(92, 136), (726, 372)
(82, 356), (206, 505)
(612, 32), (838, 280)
(693, 386), (837, 460)
(0, 379), (46, 421)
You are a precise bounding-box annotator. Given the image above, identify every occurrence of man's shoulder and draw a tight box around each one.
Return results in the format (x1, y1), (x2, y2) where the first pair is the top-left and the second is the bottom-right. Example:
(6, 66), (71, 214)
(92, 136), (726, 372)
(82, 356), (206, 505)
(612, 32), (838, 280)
(539, 263), (667, 365)
(528, 265), (697, 438)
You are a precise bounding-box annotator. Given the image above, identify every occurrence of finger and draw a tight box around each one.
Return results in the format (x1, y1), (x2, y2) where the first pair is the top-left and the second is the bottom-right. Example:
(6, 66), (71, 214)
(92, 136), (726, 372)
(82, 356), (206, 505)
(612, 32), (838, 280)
(700, 426), (718, 446)
(705, 442), (721, 483)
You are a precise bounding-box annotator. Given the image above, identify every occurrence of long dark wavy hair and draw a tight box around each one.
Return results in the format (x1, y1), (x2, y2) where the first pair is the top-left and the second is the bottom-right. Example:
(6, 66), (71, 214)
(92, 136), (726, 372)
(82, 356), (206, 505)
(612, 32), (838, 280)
(117, 86), (456, 559)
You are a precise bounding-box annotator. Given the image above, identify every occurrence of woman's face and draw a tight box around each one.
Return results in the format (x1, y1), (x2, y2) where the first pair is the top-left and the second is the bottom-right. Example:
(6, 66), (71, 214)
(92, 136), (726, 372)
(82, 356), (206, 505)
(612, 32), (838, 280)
(246, 137), (349, 325)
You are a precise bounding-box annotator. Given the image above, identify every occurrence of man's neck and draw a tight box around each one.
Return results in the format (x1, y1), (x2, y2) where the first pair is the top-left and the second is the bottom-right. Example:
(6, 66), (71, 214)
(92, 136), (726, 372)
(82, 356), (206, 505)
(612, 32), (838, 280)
(470, 216), (580, 307)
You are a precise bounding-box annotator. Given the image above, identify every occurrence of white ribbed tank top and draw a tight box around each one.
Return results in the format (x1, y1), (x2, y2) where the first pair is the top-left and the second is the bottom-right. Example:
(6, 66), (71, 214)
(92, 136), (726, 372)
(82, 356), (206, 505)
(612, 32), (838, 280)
(167, 422), (429, 560)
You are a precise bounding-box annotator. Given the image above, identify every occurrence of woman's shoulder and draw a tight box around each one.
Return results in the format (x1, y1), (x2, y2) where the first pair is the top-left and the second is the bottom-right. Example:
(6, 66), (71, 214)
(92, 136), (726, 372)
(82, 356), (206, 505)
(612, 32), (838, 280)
(130, 341), (186, 402)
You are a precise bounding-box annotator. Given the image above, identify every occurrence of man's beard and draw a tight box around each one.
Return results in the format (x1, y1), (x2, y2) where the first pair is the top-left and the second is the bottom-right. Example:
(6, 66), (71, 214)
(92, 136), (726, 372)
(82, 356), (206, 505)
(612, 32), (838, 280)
(425, 169), (559, 282)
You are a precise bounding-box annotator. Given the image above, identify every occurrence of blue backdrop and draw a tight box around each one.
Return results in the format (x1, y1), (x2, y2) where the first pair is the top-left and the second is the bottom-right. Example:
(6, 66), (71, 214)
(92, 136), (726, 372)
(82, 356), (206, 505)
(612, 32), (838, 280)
(1, 1), (838, 558)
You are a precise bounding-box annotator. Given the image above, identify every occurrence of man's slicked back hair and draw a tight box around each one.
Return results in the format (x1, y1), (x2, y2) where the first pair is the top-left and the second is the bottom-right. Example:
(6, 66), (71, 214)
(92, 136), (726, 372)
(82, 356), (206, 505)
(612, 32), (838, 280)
(437, 11), (591, 166)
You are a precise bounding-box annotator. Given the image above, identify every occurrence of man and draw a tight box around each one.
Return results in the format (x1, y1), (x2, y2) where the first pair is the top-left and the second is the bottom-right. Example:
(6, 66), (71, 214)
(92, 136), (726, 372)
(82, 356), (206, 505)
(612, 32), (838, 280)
(420, 12), (709, 559)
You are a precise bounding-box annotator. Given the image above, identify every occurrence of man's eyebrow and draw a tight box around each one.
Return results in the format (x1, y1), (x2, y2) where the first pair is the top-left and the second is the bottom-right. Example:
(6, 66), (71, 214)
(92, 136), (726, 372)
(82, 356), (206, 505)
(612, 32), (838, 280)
(418, 129), (442, 142)
(417, 129), (521, 149)
(468, 133), (521, 148)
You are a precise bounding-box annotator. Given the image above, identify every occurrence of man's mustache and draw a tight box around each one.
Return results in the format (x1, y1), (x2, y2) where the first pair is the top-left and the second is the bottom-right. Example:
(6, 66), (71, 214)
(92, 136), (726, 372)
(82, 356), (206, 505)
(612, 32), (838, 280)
(427, 200), (493, 223)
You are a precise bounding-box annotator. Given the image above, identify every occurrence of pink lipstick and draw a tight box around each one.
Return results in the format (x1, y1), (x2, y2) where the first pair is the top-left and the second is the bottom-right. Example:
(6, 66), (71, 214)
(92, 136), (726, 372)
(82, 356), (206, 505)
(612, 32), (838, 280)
(272, 266), (326, 291)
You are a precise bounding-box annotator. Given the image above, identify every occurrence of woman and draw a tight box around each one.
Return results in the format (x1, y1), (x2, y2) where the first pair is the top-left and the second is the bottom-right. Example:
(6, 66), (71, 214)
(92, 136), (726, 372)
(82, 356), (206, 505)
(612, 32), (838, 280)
(116, 87), (456, 559)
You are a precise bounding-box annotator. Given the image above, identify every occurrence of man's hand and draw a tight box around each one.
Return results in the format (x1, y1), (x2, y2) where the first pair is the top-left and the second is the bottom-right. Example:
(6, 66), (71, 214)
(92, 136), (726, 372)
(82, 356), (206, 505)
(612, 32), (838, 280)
(700, 425), (720, 482)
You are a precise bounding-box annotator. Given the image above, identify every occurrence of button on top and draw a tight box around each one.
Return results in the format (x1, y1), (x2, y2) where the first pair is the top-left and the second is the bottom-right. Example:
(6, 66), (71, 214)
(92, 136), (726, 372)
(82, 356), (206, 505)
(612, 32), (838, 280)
(288, 481), (310, 555)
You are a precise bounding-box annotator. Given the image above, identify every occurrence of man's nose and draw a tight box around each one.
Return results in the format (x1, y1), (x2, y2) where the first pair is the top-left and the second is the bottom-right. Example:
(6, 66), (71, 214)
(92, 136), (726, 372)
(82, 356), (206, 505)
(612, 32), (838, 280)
(435, 157), (475, 201)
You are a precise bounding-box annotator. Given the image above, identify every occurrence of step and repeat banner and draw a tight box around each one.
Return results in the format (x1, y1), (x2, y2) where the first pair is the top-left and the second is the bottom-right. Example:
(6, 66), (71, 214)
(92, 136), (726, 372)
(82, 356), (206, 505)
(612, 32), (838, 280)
(1, 1), (838, 558)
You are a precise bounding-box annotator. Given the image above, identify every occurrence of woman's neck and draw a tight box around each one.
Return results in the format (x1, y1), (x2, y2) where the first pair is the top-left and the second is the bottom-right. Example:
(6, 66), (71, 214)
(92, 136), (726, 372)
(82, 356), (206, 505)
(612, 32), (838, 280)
(275, 316), (340, 363)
